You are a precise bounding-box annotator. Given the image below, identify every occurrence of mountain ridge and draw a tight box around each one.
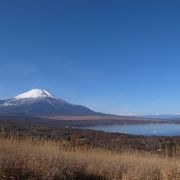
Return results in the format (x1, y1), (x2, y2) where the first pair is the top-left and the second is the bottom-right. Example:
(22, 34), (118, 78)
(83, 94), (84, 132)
(0, 89), (98, 116)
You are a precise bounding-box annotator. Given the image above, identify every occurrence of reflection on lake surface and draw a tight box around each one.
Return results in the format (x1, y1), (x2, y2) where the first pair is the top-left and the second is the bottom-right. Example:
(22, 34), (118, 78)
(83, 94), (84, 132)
(83, 123), (180, 136)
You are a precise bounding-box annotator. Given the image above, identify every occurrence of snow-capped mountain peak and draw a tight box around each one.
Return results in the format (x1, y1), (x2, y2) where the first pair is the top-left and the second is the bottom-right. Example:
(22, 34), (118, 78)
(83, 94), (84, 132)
(15, 89), (55, 100)
(0, 88), (96, 116)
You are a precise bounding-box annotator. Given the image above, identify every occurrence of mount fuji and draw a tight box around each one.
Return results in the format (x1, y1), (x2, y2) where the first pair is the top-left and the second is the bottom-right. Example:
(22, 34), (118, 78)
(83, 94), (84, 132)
(0, 89), (97, 116)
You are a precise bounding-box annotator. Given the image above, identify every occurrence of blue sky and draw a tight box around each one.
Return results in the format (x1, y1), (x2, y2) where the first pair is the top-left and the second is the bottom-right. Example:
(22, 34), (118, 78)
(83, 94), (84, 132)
(1, 0), (180, 115)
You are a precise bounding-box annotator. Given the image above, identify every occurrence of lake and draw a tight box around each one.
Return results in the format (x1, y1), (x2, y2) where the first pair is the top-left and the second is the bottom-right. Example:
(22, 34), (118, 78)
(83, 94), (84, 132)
(83, 123), (180, 136)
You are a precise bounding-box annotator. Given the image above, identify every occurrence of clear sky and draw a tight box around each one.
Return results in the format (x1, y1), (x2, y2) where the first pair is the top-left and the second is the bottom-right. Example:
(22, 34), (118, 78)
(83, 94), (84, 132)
(1, 0), (180, 115)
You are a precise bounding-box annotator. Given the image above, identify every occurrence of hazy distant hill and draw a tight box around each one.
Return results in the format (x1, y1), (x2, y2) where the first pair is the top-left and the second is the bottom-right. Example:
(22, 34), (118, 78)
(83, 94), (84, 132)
(142, 114), (180, 120)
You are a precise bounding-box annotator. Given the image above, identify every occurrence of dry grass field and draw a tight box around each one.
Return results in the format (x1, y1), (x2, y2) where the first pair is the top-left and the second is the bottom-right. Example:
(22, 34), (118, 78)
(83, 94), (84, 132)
(0, 137), (179, 180)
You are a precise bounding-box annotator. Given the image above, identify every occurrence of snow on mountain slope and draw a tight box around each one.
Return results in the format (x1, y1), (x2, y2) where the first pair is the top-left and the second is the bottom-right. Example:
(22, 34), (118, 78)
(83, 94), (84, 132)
(15, 89), (55, 99)
(0, 88), (97, 116)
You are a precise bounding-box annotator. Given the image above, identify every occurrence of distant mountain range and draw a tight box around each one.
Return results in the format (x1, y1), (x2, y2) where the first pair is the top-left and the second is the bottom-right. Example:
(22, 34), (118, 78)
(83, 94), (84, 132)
(0, 89), (98, 116)
(1, 89), (180, 120)
(142, 114), (180, 120)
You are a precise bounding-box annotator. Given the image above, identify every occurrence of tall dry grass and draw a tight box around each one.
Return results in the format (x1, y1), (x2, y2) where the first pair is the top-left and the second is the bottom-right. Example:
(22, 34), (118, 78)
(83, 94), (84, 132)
(0, 137), (179, 180)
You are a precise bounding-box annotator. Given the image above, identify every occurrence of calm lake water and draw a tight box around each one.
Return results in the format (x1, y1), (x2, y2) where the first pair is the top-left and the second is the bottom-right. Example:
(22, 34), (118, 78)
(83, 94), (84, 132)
(83, 123), (180, 136)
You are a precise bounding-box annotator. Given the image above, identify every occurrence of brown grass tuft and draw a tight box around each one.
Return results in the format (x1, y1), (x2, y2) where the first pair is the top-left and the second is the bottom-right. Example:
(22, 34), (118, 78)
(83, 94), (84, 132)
(0, 137), (179, 180)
